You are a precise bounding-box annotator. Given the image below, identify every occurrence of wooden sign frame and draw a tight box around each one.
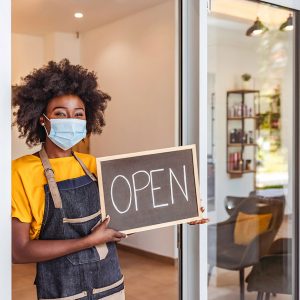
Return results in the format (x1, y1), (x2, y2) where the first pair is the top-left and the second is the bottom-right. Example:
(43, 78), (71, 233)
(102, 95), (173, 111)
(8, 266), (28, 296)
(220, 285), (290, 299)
(96, 145), (202, 234)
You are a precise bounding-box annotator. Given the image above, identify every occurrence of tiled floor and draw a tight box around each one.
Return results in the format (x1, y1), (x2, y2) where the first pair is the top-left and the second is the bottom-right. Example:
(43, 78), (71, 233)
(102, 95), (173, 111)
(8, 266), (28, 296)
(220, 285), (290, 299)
(12, 249), (179, 300)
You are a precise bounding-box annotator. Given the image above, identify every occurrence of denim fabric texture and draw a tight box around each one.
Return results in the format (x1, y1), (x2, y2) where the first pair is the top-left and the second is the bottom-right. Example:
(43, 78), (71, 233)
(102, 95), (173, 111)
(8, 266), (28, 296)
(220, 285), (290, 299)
(35, 172), (124, 300)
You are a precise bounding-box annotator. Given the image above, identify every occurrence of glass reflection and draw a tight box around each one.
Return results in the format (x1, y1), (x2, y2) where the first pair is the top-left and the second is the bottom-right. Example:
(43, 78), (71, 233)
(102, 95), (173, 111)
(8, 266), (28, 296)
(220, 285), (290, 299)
(207, 1), (294, 299)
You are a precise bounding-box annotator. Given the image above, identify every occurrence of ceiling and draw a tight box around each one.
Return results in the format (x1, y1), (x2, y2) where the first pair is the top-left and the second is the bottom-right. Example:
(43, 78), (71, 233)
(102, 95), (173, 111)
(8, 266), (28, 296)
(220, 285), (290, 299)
(13, 0), (292, 36)
(212, 0), (292, 26)
(12, 0), (168, 35)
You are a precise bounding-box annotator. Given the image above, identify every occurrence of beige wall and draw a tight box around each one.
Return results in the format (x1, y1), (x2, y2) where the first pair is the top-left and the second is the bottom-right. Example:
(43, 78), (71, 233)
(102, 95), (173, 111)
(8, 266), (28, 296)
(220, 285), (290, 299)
(12, 32), (81, 159)
(12, 33), (44, 85)
(12, 33), (44, 158)
(12, 1), (178, 258)
(81, 1), (176, 157)
(44, 32), (80, 64)
(80, 0), (177, 258)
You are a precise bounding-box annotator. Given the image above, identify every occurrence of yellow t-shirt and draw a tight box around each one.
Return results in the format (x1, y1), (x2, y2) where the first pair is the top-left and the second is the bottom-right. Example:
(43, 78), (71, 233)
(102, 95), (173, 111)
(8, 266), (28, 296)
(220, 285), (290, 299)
(12, 152), (97, 240)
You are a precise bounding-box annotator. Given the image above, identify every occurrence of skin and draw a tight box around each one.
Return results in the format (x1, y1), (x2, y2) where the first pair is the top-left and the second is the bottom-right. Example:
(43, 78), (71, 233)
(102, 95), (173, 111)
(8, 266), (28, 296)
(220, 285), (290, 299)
(12, 94), (208, 264)
(12, 95), (126, 264)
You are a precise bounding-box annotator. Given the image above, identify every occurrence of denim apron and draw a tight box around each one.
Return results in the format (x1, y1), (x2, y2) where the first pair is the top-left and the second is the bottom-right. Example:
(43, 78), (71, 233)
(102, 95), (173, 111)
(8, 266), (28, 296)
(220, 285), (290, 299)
(35, 148), (125, 300)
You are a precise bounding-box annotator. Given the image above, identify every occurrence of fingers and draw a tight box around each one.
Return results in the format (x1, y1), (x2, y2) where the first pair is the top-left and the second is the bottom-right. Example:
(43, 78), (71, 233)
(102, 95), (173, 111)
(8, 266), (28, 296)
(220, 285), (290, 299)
(198, 218), (209, 224)
(109, 231), (127, 243)
(91, 220), (101, 231)
(99, 215), (110, 229)
(104, 215), (110, 225)
(188, 206), (208, 225)
(114, 231), (127, 238)
(188, 218), (209, 225)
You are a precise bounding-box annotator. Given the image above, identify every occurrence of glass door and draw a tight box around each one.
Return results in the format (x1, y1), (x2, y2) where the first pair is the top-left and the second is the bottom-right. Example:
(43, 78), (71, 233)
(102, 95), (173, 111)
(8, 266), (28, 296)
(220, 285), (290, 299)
(207, 1), (296, 299)
(180, 1), (300, 299)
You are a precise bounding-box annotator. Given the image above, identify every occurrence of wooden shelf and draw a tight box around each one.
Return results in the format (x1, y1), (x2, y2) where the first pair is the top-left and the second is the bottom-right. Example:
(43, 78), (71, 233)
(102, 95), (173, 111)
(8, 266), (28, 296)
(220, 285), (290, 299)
(227, 89), (259, 184)
(227, 89), (260, 94)
(227, 116), (258, 120)
(228, 143), (257, 147)
(228, 170), (256, 174)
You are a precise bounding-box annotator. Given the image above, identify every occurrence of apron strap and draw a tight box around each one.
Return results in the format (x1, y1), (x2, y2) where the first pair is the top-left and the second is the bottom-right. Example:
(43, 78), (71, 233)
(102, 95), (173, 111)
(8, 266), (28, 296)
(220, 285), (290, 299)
(39, 147), (63, 209)
(39, 148), (97, 208)
(72, 151), (97, 182)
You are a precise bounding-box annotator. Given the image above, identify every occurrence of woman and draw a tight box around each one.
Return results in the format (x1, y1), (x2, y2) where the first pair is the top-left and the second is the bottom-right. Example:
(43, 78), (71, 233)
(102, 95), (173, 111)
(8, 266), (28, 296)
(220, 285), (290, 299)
(12, 59), (126, 300)
(12, 59), (208, 300)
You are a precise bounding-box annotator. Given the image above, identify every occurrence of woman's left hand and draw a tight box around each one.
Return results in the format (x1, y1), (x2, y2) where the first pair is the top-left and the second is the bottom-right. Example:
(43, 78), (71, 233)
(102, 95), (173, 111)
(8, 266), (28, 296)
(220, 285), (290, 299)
(188, 207), (209, 225)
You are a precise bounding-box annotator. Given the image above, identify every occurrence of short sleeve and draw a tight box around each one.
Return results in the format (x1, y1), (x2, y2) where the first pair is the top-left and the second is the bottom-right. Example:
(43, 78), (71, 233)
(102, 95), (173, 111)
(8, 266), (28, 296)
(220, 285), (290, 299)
(11, 163), (33, 223)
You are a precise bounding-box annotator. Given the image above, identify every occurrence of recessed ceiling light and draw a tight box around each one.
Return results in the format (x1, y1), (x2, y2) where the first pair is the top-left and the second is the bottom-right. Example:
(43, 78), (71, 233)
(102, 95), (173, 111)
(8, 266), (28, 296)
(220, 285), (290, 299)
(74, 12), (83, 19)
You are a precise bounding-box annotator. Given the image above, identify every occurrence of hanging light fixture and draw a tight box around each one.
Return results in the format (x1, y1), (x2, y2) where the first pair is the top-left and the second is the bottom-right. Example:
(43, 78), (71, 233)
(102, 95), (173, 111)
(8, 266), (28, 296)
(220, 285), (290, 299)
(246, 17), (268, 37)
(279, 14), (293, 31)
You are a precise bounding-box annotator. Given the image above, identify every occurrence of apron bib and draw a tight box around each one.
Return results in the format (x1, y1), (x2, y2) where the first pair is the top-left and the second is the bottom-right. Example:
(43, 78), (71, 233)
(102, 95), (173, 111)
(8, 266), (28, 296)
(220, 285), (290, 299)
(35, 148), (125, 300)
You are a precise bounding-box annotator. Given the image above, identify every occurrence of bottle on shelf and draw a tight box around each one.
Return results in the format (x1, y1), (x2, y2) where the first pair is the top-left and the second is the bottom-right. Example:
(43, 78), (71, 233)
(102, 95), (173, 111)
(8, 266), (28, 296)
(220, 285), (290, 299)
(248, 131), (254, 144)
(228, 103), (254, 118)
(226, 89), (259, 178)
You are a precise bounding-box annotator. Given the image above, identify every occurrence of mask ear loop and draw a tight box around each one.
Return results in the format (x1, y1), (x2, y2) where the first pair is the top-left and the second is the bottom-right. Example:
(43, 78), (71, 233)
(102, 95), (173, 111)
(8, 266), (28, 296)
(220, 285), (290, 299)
(42, 114), (50, 136)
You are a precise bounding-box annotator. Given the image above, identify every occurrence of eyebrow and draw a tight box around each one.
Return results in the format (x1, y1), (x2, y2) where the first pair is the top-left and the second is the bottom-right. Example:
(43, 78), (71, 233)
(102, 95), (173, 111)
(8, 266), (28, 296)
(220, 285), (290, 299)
(53, 107), (85, 110)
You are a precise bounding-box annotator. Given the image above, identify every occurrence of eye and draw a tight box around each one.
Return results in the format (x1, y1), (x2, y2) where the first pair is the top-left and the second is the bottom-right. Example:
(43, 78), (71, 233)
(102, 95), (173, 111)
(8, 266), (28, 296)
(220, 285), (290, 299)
(74, 111), (85, 118)
(54, 111), (67, 118)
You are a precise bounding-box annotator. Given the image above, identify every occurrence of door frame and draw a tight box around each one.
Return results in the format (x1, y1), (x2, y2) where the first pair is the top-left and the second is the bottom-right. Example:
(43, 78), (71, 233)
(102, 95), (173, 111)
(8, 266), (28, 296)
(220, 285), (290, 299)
(293, 9), (300, 300)
(0, 0), (12, 300)
(179, 1), (300, 299)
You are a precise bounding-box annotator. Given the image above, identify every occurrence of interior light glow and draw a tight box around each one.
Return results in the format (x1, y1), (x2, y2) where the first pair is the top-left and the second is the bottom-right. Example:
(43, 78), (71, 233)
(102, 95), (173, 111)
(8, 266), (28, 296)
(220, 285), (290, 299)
(252, 29), (263, 36)
(74, 12), (83, 19)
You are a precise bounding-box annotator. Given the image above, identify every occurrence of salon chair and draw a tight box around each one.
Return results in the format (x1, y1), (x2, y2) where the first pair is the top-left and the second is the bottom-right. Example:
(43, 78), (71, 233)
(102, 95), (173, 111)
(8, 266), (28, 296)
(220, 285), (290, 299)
(208, 195), (285, 300)
(246, 238), (292, 300)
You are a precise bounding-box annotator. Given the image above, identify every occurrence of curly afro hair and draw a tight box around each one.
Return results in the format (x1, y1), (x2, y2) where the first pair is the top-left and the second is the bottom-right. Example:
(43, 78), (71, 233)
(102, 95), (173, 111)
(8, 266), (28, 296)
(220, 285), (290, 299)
(13, 59), (111, 147)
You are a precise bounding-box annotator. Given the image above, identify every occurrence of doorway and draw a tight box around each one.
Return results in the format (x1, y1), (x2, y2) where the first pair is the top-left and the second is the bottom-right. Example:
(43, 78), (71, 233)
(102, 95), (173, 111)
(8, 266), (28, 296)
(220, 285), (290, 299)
(180, 0), (300, 300)
(11, 1), (179, 299)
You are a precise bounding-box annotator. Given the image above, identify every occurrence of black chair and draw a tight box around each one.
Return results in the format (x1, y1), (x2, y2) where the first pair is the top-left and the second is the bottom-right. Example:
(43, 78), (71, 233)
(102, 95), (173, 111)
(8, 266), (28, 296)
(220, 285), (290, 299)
(225, 189), (285, 216)
(208, 196), (285, 300)
(246, 238), (292, 300)
(225, 195), (245, 216)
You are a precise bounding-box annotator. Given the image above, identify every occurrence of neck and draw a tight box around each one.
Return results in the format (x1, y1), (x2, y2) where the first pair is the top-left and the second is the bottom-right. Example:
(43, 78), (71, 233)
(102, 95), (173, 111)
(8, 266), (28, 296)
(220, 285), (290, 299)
(43, 138), (72, 158)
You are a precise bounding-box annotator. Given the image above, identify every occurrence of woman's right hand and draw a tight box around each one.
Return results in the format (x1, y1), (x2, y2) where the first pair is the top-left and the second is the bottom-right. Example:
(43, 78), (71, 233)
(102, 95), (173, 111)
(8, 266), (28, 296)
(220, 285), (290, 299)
(12, 216), (126, 264)
(86, 216), (127, 247)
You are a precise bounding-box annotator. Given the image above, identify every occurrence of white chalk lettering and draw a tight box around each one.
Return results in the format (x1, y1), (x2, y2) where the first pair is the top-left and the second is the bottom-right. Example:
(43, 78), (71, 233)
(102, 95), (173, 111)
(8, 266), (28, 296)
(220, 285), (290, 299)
(150, 169), (169, 208)
(110, 175), (132, 214)
(132, 170), (150, 211)
(169, 165), (188, 204)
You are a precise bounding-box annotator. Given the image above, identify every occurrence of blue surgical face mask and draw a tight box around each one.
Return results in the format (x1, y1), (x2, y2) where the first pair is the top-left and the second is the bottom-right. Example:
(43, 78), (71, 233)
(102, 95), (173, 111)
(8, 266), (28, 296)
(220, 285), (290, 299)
(43, 114), (87, 150)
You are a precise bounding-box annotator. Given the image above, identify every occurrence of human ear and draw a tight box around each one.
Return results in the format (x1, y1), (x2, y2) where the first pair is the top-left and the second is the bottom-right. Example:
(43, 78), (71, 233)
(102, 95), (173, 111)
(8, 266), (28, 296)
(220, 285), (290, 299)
(39, 115), (45, 126)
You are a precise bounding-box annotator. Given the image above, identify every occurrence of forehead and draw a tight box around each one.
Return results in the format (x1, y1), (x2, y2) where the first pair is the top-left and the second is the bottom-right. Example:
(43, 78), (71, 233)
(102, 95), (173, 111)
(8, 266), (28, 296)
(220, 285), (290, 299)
(46, 95), (85, 111)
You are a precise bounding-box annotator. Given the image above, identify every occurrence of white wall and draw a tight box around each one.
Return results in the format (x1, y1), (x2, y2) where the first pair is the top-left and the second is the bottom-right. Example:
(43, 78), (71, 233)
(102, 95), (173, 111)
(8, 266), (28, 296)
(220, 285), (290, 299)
(208, 25), (260, 221)
(81, 0), (177, 258)
(208, 23), (294, 222)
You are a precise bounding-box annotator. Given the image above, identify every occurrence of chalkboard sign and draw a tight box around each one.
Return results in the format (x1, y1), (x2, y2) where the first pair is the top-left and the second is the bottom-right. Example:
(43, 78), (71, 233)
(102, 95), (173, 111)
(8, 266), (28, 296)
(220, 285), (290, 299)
(96, 145), (201, 234)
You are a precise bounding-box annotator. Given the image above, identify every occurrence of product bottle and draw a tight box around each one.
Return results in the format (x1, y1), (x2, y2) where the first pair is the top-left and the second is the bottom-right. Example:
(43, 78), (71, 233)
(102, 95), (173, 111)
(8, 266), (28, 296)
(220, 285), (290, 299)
(249, 131), (254, 144)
